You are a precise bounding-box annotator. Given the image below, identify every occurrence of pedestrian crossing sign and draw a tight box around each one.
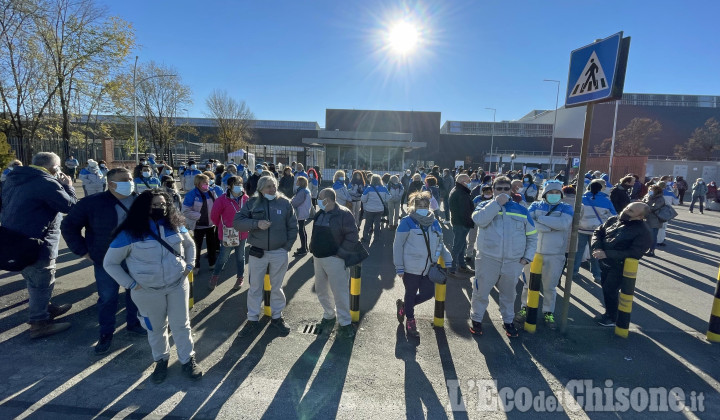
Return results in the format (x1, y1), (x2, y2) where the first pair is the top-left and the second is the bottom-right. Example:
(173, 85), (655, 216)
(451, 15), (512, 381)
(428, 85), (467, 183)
(565, 32), (630, 107)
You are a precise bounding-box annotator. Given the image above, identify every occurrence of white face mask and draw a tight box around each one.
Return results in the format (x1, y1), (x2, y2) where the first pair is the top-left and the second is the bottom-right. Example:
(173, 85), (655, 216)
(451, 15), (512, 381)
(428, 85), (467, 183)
(264, 193), (276, 200)
(113, 181), (134, 197)
(190, 165), (197, 170)
(142, 171), (151, 178)
(338, 177), (345, 182)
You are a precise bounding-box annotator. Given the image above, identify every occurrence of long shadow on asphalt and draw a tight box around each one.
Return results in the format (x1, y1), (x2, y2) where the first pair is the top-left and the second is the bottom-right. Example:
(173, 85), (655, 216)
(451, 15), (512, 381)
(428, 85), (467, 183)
(434, 327), (470, 420)
(357, 230), (399, 320)
(395, 324), (448, 419)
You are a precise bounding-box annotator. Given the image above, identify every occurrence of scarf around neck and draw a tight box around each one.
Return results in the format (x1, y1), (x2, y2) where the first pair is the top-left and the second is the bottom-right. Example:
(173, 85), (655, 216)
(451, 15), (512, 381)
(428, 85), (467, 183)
(409, 211), (436, 228)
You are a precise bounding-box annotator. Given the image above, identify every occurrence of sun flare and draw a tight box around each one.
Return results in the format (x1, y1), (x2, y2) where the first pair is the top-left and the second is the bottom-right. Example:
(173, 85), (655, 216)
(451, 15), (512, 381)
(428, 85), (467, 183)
(388, 21), (419, 55)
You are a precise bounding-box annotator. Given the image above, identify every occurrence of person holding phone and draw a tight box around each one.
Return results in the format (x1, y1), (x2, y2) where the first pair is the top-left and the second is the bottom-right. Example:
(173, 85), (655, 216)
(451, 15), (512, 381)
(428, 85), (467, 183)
(468, 176), (538, 338)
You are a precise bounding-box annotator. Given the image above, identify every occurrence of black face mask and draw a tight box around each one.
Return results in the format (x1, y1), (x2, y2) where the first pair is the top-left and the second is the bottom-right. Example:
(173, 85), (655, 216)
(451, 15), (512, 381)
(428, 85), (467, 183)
(620, 213), (632, 221)
(150, 208), (166, 220)
(165, 183), (174, 189)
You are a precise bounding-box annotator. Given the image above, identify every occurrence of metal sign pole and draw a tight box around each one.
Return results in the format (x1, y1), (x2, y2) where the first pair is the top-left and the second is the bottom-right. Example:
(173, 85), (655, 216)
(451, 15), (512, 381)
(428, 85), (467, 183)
(559, 102), (595, 334)
(608, 100), (619, 183)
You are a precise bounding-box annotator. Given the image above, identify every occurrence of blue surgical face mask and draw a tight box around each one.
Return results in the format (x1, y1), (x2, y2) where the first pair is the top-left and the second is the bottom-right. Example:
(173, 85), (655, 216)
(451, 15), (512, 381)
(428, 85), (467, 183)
(232, 185), (243, 195)
(317, 199), (327, 211)
(545, 193), (562, 204)
(164, 169), (172, 175)
(264, 193), (276, 200)
(416, 209), (429, 216)
(113, 181), (134, 197)
(338, 177), (345, 182)
(190, 165), (197, 170)
(648, 191), (654, 196)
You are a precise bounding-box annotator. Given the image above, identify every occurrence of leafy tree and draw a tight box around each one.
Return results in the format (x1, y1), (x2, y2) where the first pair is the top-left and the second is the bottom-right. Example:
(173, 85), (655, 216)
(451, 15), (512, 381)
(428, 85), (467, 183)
(595, 118), (661, 156)
(675, 118), (720, 160)
(0, 132), (15, 168)
(205, 89), (254, 155)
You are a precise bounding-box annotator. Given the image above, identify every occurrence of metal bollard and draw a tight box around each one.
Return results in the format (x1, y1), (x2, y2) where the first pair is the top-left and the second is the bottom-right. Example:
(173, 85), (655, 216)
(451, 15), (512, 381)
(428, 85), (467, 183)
(263, 268), (271, 317)
(188, 270), (194, 309)
(706, 266), (720, 342)
(615, 258), (638, 338)
(433, 256), (447, 328)
(350, 265), (361, 322)
(524, 255), (543, 333)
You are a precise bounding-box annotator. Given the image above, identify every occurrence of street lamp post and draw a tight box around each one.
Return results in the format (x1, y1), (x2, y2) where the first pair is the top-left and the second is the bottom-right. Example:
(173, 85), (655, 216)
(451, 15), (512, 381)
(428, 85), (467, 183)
(485, 107), (496, 173)
(182, 108), (189, 162)
(543, 79), (560, 174)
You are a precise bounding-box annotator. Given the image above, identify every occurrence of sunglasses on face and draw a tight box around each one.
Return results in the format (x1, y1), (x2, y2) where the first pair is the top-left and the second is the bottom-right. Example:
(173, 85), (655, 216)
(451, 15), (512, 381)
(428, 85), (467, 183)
(494, 186), (511, 191)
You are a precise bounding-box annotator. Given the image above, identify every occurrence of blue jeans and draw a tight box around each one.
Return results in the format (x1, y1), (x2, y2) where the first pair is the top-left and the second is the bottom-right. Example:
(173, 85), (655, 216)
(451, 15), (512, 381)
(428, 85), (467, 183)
(451, 225), (471, 271)
(572, 233), (601, 279)
(402, 273), (435, 320)
(95, 264), (139, 336)
(21, 258), (56, 322)
(213, 239), (247, 278)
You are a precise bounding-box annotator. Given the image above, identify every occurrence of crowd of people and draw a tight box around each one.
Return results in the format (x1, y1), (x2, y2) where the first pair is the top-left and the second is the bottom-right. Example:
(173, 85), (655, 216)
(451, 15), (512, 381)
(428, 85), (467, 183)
(0, 152), (709, 384)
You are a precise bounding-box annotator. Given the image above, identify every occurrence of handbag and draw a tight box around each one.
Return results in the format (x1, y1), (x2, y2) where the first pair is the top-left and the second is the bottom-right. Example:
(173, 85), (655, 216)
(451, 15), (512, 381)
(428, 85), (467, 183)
(0, 226), (44, 271)
(421, 226), (447, 285)
(220, 200), (241, 247)
(342, 240), (369, 268)
(656, 204), (678, 223)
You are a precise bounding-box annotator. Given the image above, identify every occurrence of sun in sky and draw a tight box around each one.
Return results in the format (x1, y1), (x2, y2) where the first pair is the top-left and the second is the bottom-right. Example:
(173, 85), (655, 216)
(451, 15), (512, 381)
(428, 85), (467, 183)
(387, 21), (420, 55)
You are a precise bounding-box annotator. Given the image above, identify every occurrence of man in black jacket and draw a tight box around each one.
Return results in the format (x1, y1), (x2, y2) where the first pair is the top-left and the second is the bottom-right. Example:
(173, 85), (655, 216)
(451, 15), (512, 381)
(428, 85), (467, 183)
(591, 202), (652, 326)
(61, 168), (146, 354)
(309, 188), (359, 339)
(609, 175), (634, 213)
(448, 173), (475, 275)
(245, 164), (263, 197)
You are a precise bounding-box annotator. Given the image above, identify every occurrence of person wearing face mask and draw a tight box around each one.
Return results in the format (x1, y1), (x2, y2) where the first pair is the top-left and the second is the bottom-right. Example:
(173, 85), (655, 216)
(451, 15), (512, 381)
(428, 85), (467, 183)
(222, 164), (238, 190)
(448, 173), (475, 276)
(97, 160), (109, 181)
(360, 174), (390, 243)
(245, 164), (264, 197)
(515, 181), (573, 329)
(203, 170), (224, 197)
(468, 176), (537, 338)
(349, 170), (366, 226)
(519, 174), (539, 204)
(182, 174), (219, 273)
(133, 164), (160, 194)
(393, 191), (452, 338)
(643, 184), (666, 257)
(591, 202), (652, 327)
(1, 152), (76, 339)
(61, 168), (147, 354)
(331, 170), (351, 207)
(294, 163), (308, 183)
(308, 188), (359, 339)
(689, 178), (708, 214)
(161, 175), (182, 210)
(290, 176), (313, 257)
(209, 176), (249, 291)
(572, 179), (617, 282)
(103, 190), (201, 383)
(386, 175), (404, 228)
(234, 175), (298, 336)
(79, 159), (105, 197)
(610, 176), (634, 214)
(182, 160), (201, 192)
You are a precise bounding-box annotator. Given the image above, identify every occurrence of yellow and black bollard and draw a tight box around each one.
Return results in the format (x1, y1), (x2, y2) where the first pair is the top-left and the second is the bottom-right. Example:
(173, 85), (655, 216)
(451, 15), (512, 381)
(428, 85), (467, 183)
(706, 266), (720, 342)
(615, 258), (638, 338)
(433, 256), (447, 328)
(524, 255), (543, 333)
(350, 265), (361, 322)
(263, 267), (271, 317)
(188, 270), (194, 309)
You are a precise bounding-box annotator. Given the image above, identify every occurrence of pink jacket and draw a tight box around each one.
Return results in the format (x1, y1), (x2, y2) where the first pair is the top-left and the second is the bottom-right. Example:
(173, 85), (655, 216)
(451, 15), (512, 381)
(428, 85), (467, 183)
(210, 193), (249, 241)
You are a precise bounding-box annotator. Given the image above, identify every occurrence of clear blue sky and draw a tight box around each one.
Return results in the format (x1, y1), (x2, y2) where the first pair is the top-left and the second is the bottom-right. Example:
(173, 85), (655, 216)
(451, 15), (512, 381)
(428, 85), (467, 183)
(99, 0), (720, 126)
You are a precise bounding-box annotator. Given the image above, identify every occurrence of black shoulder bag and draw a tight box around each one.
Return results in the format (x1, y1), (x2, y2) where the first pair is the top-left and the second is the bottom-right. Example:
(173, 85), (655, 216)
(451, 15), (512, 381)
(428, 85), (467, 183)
(147, 229), (183, 258)
(421, 226), (447, 285)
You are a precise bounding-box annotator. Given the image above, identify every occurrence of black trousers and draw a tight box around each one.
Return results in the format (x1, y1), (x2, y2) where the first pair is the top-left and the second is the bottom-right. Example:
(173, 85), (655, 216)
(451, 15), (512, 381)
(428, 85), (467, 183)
(600, 261), (624, 320)
(298, 219), (308, 251)
(194, 226), (219, 267)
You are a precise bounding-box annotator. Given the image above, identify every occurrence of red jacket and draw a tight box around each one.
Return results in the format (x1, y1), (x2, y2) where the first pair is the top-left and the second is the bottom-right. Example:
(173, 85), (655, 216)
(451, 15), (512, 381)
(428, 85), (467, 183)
(210, 192), (249, 241)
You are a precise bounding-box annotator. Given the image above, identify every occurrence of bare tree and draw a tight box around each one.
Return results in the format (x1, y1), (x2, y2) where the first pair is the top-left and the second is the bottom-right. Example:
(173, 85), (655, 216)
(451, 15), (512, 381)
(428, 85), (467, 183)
(135, 61), (192, 160)
(675, 118), (720, 160)
(34, 0), (134, 158)
(594, 118), (661, 156)
(205, 89), (254, 155)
